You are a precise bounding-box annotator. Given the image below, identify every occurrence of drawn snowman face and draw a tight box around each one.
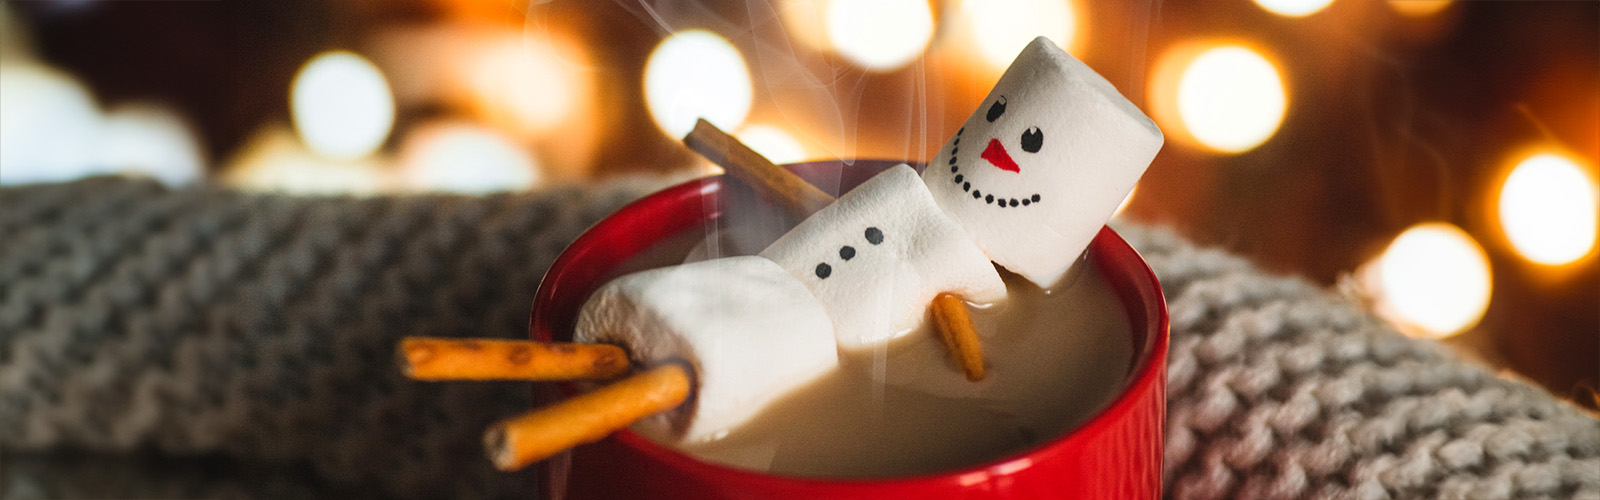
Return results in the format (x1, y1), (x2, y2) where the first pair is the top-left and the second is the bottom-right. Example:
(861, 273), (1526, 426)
(922, 37), (1163, 288)
(939, 94), (1050, 210)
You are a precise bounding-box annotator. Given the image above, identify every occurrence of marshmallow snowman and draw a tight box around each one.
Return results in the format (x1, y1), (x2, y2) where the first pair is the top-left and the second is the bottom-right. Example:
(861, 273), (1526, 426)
(576, 256), (839, 443)
(923, 37), (1163, 288)
(760, 164), (1007, 351)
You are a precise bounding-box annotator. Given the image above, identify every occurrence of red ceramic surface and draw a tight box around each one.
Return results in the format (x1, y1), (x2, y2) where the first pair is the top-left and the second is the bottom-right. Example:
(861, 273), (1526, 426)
(529, 160), (1168, 500)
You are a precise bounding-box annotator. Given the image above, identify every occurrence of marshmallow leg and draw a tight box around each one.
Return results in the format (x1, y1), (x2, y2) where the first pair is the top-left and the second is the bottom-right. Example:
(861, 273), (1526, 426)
(923, 37), (1163, 289)
(760, 164), (1006, 351)
(575, 256), (837, 443)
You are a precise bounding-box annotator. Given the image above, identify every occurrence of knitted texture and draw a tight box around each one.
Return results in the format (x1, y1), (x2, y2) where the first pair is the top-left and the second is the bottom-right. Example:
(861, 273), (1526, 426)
(3, 177), (1597, 499)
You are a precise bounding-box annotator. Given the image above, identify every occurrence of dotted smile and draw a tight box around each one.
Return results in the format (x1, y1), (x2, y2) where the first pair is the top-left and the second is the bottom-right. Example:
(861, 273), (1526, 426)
(947, 127), (1041, 208)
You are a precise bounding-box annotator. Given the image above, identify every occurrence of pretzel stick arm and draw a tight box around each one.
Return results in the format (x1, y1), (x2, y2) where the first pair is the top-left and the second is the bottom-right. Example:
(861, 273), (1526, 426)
(398, 337), (631, 381)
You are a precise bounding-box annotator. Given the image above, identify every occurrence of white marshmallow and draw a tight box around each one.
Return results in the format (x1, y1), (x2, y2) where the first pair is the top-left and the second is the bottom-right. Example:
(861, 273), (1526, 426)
(575, 256), (838, 443)
(760, 164), (1006, 351)
(922, 37), (1163, 288)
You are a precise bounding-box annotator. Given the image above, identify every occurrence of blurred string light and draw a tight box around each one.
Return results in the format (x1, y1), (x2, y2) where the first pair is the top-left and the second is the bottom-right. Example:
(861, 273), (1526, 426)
(464, 33), (587, 138)
(645, 30), (752, 139)
(99, 103), (205, 187)
(780, 0), (833, 51)
(737, 124), (809, 165)
(1151, 44), (1287, 154)
(1254, 0), (1335, 18)
(0, 63), (102, 185)
(291, 51), (395, 160)
(1363, 223), (1492, 339)
(1389, 0), (1451, 17)
(223, 124), (389, 195)
(826, 0), (933, 72)
(397, 122), (540, 194)
(962, 0), (1077, 68)
(1497, 153), (1598, 266)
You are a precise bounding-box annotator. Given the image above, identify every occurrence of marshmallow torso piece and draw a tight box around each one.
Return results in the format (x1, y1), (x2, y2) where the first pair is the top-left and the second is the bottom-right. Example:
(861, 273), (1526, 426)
(923, 37), (1163, 288)
(760, 164), (1006, 350)
(575, 256), (838, 443)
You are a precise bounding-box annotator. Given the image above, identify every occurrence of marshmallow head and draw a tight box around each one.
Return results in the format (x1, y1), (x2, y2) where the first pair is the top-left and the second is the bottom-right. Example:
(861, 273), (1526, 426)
(576, 256), (838, 443)
(923, 37), (1163, 288)
(761, 164), (1006, 350)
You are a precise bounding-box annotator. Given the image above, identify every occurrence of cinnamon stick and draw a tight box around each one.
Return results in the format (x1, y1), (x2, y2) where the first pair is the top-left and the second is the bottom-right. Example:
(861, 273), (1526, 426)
(398, 337), (630, 381)
(484, 363), (692, 471)
(683, 118), (834, 218)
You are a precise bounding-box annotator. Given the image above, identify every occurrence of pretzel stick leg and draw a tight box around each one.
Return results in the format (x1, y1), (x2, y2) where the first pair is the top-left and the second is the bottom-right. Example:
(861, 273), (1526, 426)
(931, 293), (986, 381)
(484, 363), (692, 471)
(398, 337), (631, 381)
(683, 118), (835, 218)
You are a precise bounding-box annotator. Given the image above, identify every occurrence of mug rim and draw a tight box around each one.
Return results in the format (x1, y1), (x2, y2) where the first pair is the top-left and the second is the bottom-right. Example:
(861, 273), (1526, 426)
(529, 159), (1168, 489)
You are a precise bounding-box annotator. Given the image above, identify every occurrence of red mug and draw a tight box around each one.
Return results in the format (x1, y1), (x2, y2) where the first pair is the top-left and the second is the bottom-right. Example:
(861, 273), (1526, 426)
(530, 160), (1168, 499)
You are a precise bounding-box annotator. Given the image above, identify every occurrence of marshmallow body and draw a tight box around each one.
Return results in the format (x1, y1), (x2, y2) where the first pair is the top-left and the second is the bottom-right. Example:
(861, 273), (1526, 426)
(923, 37), (1163, 288)
(760, 164), (1006, 350)
(575, 256), (838, 443)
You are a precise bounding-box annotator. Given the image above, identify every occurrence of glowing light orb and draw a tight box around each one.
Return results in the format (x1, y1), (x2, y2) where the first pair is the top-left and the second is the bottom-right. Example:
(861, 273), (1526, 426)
(99, 103), (205, 187)
(965, 0), (1076, 68)
(1366, 223), (1492, 339)
(0, 63), (102, 185)
(291, 51), (395, 160)
(737, 125), (808, 165)
(398, 122), (539, 194)
(1173, 46), (1286, 153)
(1498, 153), (1598, 265)
(1389, 0), (1450, 16)
(223, 125), (389, 195)
(826, 0), (934, 72)
(780, 0), (833, 51)
(466, 34), (584, 136)
(645, 30), (753, 139)
(1255, 0), (1335, 17)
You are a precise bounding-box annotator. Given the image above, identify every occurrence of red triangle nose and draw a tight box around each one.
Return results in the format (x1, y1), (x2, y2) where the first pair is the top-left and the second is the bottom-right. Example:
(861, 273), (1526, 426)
(980, 138), (1020, 173)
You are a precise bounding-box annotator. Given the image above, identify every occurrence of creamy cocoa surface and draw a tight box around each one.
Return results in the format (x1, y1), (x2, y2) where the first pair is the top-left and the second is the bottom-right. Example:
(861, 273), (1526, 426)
(609, 223), (1133, 478)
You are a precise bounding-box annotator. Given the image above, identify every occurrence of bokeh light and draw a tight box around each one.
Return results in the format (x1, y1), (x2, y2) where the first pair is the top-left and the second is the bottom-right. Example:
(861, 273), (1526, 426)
(0, 63), (101, 185)
(397, 122), (540, 194)
(1497, 153), (1598, 266)
(964, 0), (1076, 68)
(737, 124), (809, 165)
(223, 124), (389, 195)
(464, 33), (586, 137)
(780, 0), (833, 51)
(99, 103), (205, 187)
(290, 51), (395, 160)
(1171, 46), (1286, 153)
(826, 0), (933, 72)
(644, 30), (752, 139)
(1389, 0), (1451, 17)
(1255, 0), (1335, 18)
(1365, 223), (1493, 339)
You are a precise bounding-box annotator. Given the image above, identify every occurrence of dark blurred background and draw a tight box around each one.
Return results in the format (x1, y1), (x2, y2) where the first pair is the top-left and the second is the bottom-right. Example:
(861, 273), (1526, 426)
(1, 0), (1594, 408)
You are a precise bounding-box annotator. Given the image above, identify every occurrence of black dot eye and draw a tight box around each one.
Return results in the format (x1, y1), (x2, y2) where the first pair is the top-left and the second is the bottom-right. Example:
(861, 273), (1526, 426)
(864, 227), (884, 245)
(815, 263), (832, 279)
(985, 96), (1007, 123)
(1021, 127), (1043, 153)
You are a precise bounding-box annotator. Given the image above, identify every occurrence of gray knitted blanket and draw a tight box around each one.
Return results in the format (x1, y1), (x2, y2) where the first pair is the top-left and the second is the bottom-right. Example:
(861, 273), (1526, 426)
(2, 177), (1596, 500)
